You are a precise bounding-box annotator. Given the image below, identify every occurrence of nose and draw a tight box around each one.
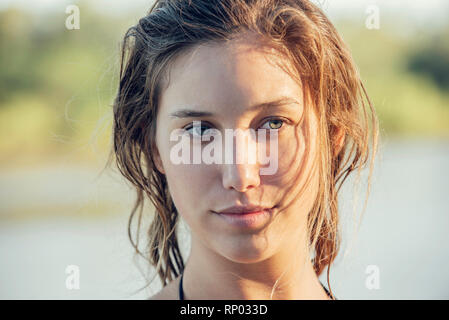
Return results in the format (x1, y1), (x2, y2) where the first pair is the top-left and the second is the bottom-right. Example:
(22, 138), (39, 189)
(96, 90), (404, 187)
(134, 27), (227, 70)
(222, 162), (260, 192)
(221, 127), (261, 192)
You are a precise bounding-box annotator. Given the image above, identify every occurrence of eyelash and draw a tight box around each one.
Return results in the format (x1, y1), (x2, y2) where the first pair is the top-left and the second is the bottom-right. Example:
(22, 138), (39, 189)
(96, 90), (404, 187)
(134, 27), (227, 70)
(183, 117), (287, 138)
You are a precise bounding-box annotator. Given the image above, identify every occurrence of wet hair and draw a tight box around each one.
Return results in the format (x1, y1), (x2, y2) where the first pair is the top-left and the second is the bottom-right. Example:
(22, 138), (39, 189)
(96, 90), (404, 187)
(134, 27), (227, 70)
(110, 0), (378, 298)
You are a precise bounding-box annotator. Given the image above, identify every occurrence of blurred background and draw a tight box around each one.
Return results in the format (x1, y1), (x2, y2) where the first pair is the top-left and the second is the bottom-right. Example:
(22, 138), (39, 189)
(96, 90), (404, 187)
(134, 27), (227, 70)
(0, 0), (448, 299)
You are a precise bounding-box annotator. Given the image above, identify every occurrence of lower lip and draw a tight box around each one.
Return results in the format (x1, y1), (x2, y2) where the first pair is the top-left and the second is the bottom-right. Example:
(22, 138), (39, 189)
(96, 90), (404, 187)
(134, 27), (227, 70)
(215, 209), (273, 228)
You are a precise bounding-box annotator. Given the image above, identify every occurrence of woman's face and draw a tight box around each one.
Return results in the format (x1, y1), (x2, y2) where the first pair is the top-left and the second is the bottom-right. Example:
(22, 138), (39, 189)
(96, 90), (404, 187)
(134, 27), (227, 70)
(154, 35), (320, 263)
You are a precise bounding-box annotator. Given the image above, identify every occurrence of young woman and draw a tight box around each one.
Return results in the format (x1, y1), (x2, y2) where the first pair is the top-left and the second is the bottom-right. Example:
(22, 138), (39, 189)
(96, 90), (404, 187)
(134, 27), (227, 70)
(111, 0), (378, 300)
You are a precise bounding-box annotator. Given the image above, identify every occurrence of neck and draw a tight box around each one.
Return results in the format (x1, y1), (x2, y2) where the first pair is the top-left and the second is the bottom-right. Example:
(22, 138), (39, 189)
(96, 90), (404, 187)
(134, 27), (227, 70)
(181, 231), (330, 300)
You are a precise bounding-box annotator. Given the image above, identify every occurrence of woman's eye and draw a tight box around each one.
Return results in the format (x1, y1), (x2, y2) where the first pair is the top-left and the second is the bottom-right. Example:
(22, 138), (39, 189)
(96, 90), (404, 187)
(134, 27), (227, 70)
(260, 118), (284, 131)
(184, 123), (212, 138)
(184, 118), (285, 138)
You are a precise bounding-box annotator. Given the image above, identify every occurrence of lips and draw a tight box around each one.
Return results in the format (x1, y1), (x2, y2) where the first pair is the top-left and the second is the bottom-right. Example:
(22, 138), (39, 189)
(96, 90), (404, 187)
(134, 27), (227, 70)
(215, 205), (271, 215)
(213, 205), (274, 228)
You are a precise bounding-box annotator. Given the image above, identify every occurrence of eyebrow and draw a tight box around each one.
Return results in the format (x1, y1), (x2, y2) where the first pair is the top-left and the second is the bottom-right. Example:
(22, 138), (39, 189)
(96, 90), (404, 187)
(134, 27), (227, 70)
(168, 97), (300, 119)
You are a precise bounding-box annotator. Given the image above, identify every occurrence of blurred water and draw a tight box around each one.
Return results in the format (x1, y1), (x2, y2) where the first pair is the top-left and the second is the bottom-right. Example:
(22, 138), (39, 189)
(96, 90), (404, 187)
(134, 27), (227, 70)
(0, 216), (150, 299)
(0, 139), (448, 299)
(330, 138), (449, 299)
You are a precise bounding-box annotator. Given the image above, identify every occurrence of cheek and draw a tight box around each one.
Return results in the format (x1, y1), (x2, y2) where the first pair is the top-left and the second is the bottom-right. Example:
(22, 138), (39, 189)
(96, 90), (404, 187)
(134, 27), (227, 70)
(267, 124), (320, 221)
(163, 161), (214, 219)
(156, 128), (217, 222)
(262, 126), (307, 184)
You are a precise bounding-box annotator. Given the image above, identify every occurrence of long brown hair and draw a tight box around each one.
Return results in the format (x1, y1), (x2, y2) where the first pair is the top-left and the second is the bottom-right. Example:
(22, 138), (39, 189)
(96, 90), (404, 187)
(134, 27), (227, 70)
(109, 0), (378, 298)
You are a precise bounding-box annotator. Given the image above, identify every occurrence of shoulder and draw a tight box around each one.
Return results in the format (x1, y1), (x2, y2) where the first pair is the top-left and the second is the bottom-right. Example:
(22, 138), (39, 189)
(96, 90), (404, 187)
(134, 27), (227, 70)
(148, 275), (182, 300)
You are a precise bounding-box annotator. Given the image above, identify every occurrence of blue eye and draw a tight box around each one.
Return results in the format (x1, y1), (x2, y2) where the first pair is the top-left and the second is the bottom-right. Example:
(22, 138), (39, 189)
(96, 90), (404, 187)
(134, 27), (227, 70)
(184, 122), (212, 138)
(184, 118), (285, 138)
(261, 118), (284, 130)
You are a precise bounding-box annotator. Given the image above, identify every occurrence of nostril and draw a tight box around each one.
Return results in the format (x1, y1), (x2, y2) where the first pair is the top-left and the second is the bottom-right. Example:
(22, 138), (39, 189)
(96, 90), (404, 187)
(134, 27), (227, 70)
(222, 163), (261, 192)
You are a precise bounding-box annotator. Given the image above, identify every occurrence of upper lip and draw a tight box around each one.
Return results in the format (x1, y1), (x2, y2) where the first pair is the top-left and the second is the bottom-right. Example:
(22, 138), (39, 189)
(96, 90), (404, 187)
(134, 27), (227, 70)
(215, 205), (271, 215)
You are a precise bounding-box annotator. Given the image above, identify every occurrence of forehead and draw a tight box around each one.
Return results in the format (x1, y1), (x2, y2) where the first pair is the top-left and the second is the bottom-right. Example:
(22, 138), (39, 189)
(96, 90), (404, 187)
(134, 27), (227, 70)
(159, 36), (303, 116)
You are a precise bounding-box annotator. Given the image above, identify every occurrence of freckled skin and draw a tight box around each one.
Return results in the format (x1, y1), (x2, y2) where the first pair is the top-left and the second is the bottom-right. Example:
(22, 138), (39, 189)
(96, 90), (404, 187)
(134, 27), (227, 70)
(152, 34), (327, 300)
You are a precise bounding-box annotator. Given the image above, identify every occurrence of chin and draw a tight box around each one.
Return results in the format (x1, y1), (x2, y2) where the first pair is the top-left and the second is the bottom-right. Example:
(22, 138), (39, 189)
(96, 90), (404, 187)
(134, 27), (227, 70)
(216, 238), (276, 264)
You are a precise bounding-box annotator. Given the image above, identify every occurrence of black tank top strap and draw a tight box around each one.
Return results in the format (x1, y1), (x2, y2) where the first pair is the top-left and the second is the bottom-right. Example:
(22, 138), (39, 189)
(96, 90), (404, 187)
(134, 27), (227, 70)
(179, 273), (184, 300)
(320, 282), (336, 300)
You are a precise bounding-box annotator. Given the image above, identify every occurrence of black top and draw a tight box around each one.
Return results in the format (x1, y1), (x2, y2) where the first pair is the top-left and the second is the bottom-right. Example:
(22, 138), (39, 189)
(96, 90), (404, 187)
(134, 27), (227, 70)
(178, 273), (336, 300)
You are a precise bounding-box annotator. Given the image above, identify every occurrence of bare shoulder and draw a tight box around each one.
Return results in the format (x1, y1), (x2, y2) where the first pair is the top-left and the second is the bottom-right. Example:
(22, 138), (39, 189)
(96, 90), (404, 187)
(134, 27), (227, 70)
(148, 275), (181, 300)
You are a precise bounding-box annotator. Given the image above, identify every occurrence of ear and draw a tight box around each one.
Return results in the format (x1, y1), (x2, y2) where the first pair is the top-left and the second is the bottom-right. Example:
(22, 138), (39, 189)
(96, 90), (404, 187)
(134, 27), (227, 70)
(151, 142), (166, 175)
(332, 126), (345, 158)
